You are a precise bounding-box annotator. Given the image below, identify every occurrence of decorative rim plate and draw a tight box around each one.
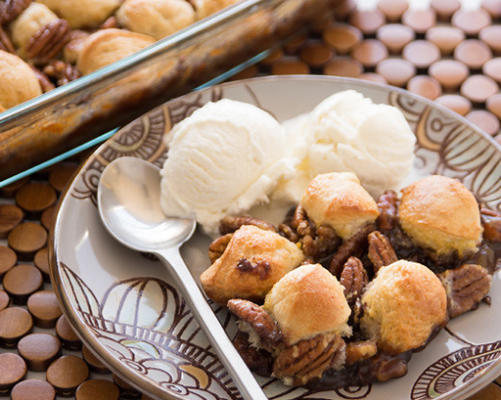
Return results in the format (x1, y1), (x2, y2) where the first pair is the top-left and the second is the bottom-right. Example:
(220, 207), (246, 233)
(50, 75), (501, 400)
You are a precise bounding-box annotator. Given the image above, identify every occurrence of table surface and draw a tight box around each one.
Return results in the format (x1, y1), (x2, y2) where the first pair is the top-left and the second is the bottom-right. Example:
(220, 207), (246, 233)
(0, 0), (500, 399)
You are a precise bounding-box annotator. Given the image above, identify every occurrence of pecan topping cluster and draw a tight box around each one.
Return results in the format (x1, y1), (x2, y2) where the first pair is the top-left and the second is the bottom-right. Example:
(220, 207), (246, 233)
(27, 19), (71, 65)
(0, 0), (31, 25)
(236, 258), (271, 280)
(219, 215), (276, 235)
(43, 59), (80, 86)
(481, 208), (501, 243)
(0, 25), (14, 53)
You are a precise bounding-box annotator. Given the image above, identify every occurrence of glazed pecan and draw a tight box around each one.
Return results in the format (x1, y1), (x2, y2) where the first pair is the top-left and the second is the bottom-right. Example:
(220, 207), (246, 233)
(301, 225), (341, 259)
(278, 223), (299, 243)
(43, 59), (80, 86)
(290, 205), (314, 237)
(439, 264), (492, 318)
(370, 353), (409, 382)
(27, 19), (71, 65)
(227, 298), (282, 351)
(273, 333), (346, 386)
(481, 208), (501, 242)
(0, 0), (31, 25)
(329, 224), (376, 277)
(376, 190), (399, 231)
(208, 233), (232, 263)
(233, 330), (273, 376)
(236, 258), (271, 280)
(0, 26), (14, 53)
(219, 215), (276, 234)
(345, 340), (377, 366)
(368, 231), (398, 274)
(340, 257), (368, 306)
(31, 66), (55, 92)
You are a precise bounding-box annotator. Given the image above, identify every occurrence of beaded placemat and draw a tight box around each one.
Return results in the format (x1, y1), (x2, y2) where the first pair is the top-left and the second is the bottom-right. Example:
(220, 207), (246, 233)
(0, 0), (500, 399)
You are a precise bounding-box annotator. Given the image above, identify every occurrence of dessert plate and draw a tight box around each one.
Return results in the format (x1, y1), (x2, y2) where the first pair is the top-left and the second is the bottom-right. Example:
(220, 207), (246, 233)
(51, 76), (501, 400)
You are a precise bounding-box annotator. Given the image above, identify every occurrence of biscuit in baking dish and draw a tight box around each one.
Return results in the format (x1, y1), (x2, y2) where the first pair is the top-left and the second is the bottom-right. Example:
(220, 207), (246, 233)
(264, 263), (351, 346)
(399, 175), (482, 257)
(360, 260), (447, 354)
(77, 29), (155, 75)
(190, 0), (241, 19)
(116, 0), (196, 40)
(0, 50), (42, 109)
(301, 172), (379, 239)
(38, 0), (121, 29)
(200, 225), (304, 304)
(9, 2), (59, 57)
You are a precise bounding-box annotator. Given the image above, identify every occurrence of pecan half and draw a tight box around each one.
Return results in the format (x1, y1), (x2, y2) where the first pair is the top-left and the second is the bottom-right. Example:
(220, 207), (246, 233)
(368, 231), (398, 274)
(208, 233), (232, 263)
(278, 223), (299, 243)
(273, 333), (346, 386)
(233, 330), (273, 376)
(340, 257), (368, 306)
(26, 19), (71, 65)
(345, 340), (377, 366)
(376, 190), (399, 231)
(236, 258), (271, 280)
(301, 224), (341, 259)
(31, 66), (55, 92)
(227, 298), (282, 351)
(290, 205), (314, 236)
(481, 208), (501, 242)
(0, 0), (31, 25)
(329, 224), (376, 277)
(439, 264), (492, 318)
(43, 60), (80, 86)
(219, 215), (276, 235)
(0, 26), (14, 53)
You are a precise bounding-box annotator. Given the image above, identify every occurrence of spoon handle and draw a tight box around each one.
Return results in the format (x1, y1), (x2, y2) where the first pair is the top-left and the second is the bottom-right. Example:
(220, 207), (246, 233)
(156, 247), (268, 400)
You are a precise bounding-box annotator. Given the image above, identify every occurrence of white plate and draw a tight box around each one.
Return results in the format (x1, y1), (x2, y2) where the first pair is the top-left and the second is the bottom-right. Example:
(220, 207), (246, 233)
(51, 76), (501, 400)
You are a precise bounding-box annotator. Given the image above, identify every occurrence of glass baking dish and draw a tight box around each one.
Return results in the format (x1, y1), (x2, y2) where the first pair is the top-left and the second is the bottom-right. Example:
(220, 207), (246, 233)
(0, 0), (339, 181)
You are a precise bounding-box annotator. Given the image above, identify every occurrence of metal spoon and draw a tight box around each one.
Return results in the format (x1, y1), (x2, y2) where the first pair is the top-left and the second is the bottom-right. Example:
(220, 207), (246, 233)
(97, 156), (267, 400)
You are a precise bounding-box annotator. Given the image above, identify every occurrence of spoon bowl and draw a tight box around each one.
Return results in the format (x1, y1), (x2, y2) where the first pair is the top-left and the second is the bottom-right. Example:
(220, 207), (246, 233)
(97, 156), (267, 400)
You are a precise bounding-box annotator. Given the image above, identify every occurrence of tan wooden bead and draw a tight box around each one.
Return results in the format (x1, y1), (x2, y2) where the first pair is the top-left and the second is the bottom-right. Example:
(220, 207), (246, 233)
(351, 39), (388, 68)
(75, 380), (119, 400)
(82, 346), (109, 373)
(0, 290), (10, 311)
(452, 9), (492, 36)
(0, 307), (33, 346)
(480, 25), (501, 53)
(377, 0), (409, 22)
(482, 0), (501, 18)
(486, 93), (501, 119)
(376, 58), (416, 87)
(300, 41), (333, 67)
(0, 245), (17, 276)
(0, 353), (27, 393)
(483, 58), (501, 83)
(46, 356), (89, 396)
(426, 26), (465, 55)
(454, 40), (493, 70)
(349, 9), (385, 35)
(377, 24), (415, 53)
(402, 40), (441, 69)
(322, 23), (362, 54)
(11, 379), (56, 400)
(402, 9), (437, 34)
(48, 163), (78, 192)
(15, 182), (57, 214)
(271, 57), (310, 75)
(0, 204), (24, 238)
(56, 314), (82, 349)
(435, 94), (472, 116)
(7, 222), (47, 259)
(0, 178), (28, 198)
(17, 333), (61, 371)
(429, 60), (469, 90)
(3, 264), (43, 303)
(41, 206), (56, 231)
(359, 72), (387, 84)
(27, 290), (62, 328)
(34, 247), (50, 277)
(407, 76), (442, 100)
(430, 0), (460, 21)
(323, 57), (363, 77)
(461, 75), (499, 104)
(466, 110), (500, 136)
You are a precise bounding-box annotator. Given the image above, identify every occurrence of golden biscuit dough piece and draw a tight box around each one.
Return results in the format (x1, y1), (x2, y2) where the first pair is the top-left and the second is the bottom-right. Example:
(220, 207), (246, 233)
(264, 264), (351, 346)
(77, 29), (155, 75)
(200, 225), (304, 304)
(399, 175), (482, 257)
(191, 0), (241, 19)
(361, 260), (447, 355)
(0, 50), (42, 109)
(39, 0), (121, 28)
(9, 2), (59, 56)
(301, 172), (379, 240)
(116, 0), (196, 40)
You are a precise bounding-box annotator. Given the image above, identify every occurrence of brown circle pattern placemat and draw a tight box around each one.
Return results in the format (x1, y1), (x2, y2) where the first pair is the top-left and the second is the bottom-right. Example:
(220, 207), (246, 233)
(1, 0), (501, 399)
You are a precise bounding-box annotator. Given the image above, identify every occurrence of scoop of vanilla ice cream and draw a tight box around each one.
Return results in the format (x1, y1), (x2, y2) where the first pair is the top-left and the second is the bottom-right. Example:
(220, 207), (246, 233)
(160, 99), (292, 234)
(274, 90), (416, 201)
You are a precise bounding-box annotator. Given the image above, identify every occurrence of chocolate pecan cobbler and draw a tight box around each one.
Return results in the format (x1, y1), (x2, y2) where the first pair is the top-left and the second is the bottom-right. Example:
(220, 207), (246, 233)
(201, 172), (500, 389)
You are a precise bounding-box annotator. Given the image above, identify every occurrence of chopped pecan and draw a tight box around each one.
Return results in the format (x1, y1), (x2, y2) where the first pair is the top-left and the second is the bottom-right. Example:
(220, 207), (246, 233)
(0, 26), (14, 53)
(219, 215), (277, 234)
(233, 330), (273, 376)
(0, 0), (31, 25)
(273, 333), (346, 386)
(43, 59), (80, 86)
(236, 258), (271, 280)
(227, 298), (282, 351)
(376, 190), (399, 231)
(208, 233), (232, 263)
(290, 205), (314, 236)
(301, 225), (341, 259)
(340, 257), (368, 306)
(31, 67), (55, 92)
(345, 340), (377, 365)
(481, 208), (501, 242)
(329, 224), (376, 277)
(278, 223), (299, 243)
(368, 231), (398, 274)
(439, 264), (492, 318)
(26, 19), (71, 65)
